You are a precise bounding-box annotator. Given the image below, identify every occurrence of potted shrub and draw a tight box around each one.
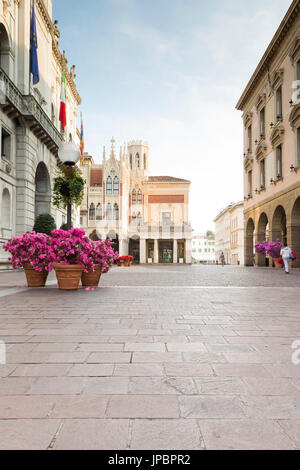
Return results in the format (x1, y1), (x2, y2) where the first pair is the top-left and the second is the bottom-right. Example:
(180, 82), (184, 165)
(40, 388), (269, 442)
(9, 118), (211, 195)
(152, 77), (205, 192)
(3, 232), (52, 287)
(33, 213), (56, 236)
(51, 228), (93, 290)
(81, 239), (117, 287)
(117, 255), (133, 267)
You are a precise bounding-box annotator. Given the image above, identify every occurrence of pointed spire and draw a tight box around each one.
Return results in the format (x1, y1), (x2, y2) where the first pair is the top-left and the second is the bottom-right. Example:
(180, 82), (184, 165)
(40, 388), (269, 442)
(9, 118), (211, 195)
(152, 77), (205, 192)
(120, 146), (122, 159)
(110, 137), (115, 158)
(103, 146), (106, 162)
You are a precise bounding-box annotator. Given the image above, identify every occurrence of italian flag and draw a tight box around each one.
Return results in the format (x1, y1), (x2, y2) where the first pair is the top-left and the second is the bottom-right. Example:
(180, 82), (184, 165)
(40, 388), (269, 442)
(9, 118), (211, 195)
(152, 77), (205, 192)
(59, 66), (67, 131)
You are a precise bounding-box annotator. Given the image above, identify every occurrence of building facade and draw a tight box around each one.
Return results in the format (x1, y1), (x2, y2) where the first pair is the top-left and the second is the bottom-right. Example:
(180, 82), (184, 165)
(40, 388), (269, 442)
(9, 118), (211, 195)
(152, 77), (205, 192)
(80, 139), (193, 264)
(0, 0), (81, 262)
(192, 233), (216, 264)
(236, 0), (300, 267)
(214, 202), (244, 265)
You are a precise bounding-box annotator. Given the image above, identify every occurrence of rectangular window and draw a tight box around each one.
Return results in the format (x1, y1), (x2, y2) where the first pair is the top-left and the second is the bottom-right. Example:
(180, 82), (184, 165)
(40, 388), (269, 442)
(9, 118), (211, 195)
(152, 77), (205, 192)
(161, 212), (172, 226)
(276, 145), (282, 178)
(296, 61), (300, 102)
(247, 125), (252, 152)
(1, 128), (11, 160)
(260, 160), (265, 189)
(260, 107), (265, 139)
(276, 86), (282, 121)
(247, 170), (252, 196)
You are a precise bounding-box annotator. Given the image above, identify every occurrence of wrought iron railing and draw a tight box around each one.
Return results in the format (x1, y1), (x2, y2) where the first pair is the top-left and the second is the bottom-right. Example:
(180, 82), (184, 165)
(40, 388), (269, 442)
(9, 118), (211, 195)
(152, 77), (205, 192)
(0, 68), (62, 150)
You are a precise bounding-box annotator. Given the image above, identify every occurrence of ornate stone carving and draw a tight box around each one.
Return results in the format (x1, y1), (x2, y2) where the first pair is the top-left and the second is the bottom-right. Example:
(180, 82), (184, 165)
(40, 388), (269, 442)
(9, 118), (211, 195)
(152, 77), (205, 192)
(255, 93), (267, 112)
(70, 65), (76, 81)
(289, 36), (300, 64)
(289, 103), (300, 130)
(270, 125), (285, 148)
(271, 69), (284, 90)
(243, 111), (253, 128)
(255, 142), (267, 162)
(53, 20), (60, 44)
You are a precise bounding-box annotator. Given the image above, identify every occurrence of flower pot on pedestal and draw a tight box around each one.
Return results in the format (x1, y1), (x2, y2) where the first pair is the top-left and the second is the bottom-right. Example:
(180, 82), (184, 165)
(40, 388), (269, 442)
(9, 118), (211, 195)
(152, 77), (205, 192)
(23, 263), (49, 287)
(54, 264), (84, 290)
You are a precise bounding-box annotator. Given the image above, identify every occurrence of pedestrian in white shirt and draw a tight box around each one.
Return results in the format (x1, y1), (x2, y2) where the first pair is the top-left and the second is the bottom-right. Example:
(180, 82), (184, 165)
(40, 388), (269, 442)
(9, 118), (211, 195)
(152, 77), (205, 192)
(280, 242), (292, 274)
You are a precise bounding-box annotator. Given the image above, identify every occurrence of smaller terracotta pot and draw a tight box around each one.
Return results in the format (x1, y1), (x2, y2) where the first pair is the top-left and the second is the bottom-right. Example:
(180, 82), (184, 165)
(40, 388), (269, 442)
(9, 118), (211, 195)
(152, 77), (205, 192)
(82, 265), (102, 287)
(23, 263), (48, 287)
(274, 259), (283, 269)
(54, 264), (84, 290)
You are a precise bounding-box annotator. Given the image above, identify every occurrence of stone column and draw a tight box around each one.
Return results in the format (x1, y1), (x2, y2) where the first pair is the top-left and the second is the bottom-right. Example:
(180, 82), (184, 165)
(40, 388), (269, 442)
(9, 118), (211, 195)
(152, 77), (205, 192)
(185, 239), (192, 264)
(140, 239), (146, 264)
(119, 239), (128, 257)
(154, 239), (159, 264)
(173, 239), (178, 264)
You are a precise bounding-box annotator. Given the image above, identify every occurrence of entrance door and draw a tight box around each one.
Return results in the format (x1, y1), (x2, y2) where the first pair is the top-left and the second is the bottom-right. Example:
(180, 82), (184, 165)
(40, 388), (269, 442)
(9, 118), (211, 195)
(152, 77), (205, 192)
(129, 238), (140, 264)
(159, 241), (173, 263)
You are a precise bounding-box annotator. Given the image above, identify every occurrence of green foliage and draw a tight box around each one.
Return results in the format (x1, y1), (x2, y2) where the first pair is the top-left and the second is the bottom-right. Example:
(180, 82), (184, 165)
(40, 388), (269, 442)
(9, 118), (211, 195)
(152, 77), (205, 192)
(60, 223), (69, 231)
(53, 165), (85, 209)
(206, 230), (215, 237)
(33, 213), (56, 236)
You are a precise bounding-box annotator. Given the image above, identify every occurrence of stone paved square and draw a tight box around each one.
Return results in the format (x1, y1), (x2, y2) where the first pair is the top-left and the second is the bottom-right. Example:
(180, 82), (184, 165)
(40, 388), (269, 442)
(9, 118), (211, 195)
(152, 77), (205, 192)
(0, 265), (300, 449)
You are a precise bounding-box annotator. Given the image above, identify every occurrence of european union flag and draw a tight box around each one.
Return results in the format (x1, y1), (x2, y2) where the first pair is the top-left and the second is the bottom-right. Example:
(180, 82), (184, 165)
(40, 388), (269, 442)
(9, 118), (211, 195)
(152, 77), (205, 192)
(30, 0), (39, 85)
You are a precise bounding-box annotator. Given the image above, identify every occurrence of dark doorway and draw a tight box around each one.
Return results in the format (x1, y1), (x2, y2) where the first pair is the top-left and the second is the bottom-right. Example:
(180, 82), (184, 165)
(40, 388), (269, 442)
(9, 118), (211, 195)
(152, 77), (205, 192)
(159, 241), (173, 263)
(129, 237), (140, 264)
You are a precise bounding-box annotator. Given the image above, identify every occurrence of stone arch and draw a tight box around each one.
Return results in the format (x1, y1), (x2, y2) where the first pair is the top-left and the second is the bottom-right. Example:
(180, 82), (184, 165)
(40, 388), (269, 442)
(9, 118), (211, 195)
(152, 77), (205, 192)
(245, 218), (255, 266)
(89, 229), (101, 241)
(291, 197), (300, 268)
(1, 187), (10, 228)
(0, 23), (11, 75)
(272, 205), (287, 244)
(106, 230), (119, 253)
(35, 162), (51, 218)
(257, 212), (269, 266)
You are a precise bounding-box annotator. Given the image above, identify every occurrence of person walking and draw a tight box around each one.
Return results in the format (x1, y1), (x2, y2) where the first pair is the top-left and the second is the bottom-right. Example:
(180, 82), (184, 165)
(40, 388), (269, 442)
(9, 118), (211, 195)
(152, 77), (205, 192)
(219, 252), (225, 267)
(280, 242), (292, 274)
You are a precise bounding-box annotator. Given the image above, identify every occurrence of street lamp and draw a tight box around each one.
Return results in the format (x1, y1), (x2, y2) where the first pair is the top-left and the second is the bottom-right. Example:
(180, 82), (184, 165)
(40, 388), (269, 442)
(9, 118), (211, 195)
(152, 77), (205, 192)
(58, 141), (81, 230)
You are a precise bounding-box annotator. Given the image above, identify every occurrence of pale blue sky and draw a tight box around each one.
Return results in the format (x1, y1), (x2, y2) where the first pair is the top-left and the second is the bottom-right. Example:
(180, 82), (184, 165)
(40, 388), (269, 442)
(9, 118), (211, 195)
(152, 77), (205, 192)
(53, 0), (291, 232)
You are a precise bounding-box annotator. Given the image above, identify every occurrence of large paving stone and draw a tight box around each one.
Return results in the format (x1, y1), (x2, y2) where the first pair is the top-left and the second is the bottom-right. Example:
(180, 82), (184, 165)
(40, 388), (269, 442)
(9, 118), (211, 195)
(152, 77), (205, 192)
(53, 419), (129, 450)
(199, 419), (295, 450)
(179, 395), (245, 418)
(107, 395), (179, 418)
(0, 419), (61, 450)
(50, 395), (108, 418)
(131, 419), (204, 450)
(129, 377), (197, 395)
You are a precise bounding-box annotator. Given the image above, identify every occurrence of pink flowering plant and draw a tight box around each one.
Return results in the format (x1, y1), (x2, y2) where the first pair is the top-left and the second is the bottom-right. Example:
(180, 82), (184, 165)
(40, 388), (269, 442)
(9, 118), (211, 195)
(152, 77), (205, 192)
(255, 241), (268, 256)
(265, 240), (283, 259)
(255, 240), (283, 259)
(50, 228), (94, 273)
(3, 232), (53, 272)
(89, 239), (118, 273)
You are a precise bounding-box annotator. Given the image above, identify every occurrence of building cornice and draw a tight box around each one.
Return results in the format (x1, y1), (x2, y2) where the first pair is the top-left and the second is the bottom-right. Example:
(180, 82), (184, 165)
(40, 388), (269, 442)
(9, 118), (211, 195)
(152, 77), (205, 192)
(236, 0), (300, 111)
(35, 0), (82, 105)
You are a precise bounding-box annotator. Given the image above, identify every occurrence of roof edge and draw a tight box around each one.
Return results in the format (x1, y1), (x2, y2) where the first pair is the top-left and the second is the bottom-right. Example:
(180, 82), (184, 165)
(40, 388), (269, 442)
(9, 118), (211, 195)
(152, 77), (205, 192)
(236, 0), (300, 111)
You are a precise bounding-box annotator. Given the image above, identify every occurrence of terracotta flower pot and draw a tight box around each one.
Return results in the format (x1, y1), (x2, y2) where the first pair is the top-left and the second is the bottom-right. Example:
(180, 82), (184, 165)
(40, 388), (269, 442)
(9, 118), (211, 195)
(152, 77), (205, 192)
(81, 265), (102, 287)
(23, 263), (48, 287)
(274, 258), (283, 269)
(54, 264), (84, 290)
